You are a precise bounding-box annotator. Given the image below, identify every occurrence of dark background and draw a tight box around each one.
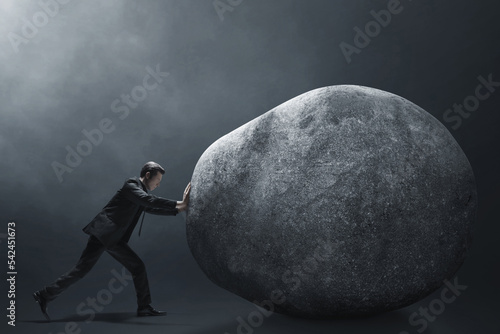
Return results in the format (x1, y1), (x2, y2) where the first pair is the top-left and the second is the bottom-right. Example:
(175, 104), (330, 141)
(0, 0), (498, 333)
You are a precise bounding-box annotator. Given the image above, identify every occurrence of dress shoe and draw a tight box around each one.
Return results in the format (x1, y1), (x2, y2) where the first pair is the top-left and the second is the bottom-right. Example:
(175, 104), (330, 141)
(137, 304), (167, 317)
(33, 290), (50, 321)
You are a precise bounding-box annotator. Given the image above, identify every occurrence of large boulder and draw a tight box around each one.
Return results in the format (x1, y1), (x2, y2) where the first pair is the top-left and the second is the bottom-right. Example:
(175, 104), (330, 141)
(185, 85), (477, 318)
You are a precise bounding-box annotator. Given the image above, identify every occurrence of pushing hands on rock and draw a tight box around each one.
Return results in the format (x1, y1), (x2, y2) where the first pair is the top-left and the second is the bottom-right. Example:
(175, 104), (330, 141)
(176, 182), (191, 212)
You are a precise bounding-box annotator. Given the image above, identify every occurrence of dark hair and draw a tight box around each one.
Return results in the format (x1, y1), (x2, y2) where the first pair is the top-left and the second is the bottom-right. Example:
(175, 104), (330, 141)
(140, 161), (165, 178)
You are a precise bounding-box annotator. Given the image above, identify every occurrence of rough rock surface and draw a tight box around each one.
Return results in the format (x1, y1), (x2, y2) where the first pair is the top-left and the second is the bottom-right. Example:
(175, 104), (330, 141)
(186, 85), (477, 318)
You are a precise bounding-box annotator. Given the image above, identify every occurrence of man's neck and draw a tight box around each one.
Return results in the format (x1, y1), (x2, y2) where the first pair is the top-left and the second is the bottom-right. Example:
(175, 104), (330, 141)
(139, 177), (149, 191)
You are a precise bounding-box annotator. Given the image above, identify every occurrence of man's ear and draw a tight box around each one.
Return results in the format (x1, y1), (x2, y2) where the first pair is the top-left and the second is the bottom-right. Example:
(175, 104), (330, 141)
(146, 172), (150, 179)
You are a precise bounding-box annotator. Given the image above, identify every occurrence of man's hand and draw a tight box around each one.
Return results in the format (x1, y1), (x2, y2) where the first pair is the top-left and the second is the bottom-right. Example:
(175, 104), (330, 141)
(183, 182), (191, 203)
(176, 182), (191, 212)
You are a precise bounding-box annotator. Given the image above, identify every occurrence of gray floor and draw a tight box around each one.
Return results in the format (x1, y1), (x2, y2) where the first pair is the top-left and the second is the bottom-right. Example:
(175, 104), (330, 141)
(8, 256), (499, 334)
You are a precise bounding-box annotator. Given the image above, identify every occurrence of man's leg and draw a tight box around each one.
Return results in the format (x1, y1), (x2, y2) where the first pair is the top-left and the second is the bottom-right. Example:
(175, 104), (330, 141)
(41, 235), (106, 301)
(105, 241), (152, 308)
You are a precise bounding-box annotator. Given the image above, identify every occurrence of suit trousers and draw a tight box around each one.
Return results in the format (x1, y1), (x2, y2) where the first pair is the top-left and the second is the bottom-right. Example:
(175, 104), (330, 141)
(42, 235), (152, 307)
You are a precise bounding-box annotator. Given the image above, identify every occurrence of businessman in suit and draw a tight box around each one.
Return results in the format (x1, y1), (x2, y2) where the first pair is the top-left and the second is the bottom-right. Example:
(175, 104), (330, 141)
(33, 161), (191, 321)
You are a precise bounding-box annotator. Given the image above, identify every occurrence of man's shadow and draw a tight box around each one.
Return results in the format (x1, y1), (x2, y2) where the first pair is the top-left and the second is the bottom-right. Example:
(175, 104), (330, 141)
(22, 312), (194, 326)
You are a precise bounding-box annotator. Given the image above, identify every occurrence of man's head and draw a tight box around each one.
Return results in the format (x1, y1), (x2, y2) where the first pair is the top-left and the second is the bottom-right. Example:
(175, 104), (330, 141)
(140, 161), (165, 191)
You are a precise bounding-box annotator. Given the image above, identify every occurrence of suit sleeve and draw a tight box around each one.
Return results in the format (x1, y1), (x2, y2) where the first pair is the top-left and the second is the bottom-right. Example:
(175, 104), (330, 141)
(144, 206), (179, 216)
(122, 179), (178, 211)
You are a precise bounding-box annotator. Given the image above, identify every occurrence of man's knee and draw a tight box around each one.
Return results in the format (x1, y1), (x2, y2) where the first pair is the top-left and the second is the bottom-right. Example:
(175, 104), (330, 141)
(106, 244), (147, 276)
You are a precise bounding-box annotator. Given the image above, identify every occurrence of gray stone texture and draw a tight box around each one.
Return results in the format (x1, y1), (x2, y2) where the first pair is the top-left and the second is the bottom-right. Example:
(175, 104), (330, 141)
(186, 85), (477, 318)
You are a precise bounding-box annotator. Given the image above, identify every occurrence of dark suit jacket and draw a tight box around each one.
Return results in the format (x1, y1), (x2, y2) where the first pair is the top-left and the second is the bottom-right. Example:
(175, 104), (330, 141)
(83, 177), (178, 246)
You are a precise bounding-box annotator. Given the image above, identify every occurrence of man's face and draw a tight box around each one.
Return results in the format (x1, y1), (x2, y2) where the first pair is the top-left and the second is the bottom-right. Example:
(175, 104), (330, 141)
(146, 172), (162, 191)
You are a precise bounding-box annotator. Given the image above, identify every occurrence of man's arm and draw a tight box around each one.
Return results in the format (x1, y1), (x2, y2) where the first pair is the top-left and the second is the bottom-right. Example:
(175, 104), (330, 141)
(131, 181), (191, 215)
(122, 179), (177, 209)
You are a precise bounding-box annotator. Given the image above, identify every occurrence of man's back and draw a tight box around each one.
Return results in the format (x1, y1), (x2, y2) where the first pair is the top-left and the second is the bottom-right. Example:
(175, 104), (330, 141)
(83, 177), (177, 246)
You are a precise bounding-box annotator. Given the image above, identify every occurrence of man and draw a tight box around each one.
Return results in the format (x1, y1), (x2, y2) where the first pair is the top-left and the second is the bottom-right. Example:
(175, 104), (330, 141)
(33, 161), (191, 321)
